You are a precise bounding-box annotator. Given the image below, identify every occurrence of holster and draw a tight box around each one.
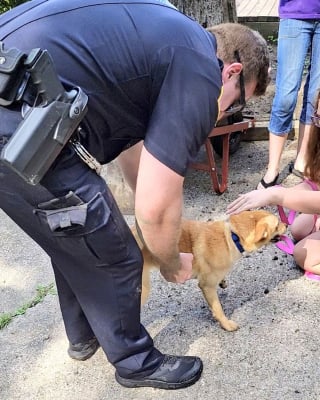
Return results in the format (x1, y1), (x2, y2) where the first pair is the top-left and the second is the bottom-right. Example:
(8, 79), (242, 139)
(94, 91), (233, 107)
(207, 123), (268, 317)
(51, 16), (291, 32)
(1, 87), (88, 185)
(0, 42), (88, 185)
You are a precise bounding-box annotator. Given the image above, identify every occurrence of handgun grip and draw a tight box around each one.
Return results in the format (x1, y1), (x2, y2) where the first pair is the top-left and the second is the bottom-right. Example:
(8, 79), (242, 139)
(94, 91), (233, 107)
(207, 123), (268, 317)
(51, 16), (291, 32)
(25, 49), (66, 104)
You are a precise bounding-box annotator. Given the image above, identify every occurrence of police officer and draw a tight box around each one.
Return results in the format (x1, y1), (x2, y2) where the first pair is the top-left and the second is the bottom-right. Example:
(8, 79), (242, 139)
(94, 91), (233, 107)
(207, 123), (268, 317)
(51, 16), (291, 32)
(0, 0), (270, 390)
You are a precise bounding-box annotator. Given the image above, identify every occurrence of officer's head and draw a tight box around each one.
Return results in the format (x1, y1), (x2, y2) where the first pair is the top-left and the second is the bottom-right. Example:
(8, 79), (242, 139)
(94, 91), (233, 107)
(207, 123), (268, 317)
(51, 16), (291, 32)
(207, 23), (270, 120)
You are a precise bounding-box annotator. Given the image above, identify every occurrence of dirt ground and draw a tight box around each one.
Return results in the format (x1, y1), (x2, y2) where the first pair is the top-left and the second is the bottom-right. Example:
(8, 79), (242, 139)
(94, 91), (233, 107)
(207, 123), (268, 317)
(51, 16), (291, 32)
(245, 41), (309, 122)
(244, 42), (277, 121)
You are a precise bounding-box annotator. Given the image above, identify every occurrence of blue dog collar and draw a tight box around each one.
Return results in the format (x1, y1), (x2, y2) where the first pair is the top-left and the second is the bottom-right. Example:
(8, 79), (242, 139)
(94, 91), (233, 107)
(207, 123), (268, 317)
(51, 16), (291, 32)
(231, 232), (244, 253)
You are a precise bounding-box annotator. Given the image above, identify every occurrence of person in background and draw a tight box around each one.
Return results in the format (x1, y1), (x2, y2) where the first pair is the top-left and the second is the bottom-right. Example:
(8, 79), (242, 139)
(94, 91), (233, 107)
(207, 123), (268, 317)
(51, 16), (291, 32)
(227, 90), (320, 280)
(0, 0), (270, 390)
(258, 0), (320, 189)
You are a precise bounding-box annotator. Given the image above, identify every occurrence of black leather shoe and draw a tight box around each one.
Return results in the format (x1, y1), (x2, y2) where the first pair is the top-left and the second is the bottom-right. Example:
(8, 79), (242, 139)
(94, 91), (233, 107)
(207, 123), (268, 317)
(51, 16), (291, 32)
(68, 337), (100, 361)
(115, 355), (203, 389)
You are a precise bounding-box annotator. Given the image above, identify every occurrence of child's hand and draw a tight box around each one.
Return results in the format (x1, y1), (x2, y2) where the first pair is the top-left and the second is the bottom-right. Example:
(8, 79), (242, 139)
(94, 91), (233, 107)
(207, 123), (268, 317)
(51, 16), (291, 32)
(227, 189), (273, 214)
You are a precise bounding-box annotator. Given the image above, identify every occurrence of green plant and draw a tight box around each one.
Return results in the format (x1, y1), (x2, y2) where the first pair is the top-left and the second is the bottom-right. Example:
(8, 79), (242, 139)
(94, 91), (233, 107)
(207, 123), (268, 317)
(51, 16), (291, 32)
(267, 35), (278, 44)
(0, 283), (56, 330)
(0, 0), (29, 14)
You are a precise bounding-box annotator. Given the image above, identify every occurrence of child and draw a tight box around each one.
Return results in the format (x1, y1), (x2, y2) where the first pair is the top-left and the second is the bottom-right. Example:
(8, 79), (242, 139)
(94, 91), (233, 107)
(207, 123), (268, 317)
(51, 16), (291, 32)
(227, 92), (320, 279)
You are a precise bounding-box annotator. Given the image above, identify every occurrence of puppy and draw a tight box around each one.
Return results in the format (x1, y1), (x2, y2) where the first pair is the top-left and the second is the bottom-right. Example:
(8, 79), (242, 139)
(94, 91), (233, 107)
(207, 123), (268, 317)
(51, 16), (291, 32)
(133, 210), (286, 332)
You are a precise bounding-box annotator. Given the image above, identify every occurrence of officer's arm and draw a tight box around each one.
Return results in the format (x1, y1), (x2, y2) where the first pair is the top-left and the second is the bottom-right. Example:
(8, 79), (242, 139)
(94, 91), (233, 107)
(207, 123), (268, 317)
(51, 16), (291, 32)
(135, 145), (192, 283)
(116, 141), (143, 193)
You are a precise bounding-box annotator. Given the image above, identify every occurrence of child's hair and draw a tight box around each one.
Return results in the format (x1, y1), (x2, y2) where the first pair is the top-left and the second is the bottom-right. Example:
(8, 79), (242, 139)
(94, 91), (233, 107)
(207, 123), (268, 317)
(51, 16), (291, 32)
(305, 124), (320, 185)
(207, 23), (270, 96)
(305, 91), (320, 184)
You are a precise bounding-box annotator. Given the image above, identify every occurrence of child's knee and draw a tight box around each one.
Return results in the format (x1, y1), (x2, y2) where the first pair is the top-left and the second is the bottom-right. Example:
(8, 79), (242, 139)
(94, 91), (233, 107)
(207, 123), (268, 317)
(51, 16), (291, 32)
(291, 214), (315, 242)
(291, 223), (306, 242)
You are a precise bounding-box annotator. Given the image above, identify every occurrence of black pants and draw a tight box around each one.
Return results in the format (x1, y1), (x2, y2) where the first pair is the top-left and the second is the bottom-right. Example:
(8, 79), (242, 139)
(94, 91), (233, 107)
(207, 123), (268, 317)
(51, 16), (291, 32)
(0, 145), (162, 378)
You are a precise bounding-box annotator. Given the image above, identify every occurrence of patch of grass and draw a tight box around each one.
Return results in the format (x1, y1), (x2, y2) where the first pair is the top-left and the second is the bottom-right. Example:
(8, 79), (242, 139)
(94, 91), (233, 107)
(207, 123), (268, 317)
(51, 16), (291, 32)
(0, 0), (29, 14)
(0, 283), (56, 330)
(267, 35), (278, 44)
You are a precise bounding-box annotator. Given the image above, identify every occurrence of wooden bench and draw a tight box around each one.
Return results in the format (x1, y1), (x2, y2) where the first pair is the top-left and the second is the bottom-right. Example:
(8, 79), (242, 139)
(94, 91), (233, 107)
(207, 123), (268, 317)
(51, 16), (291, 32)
(191, 118), (255, 194)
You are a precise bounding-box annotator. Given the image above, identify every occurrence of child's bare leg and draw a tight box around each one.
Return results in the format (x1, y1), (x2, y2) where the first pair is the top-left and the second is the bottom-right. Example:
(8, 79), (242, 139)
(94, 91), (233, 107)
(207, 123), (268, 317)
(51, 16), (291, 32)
(290, 181), (319, 241)
(291, 214), (317, 242)
(293, 230), (320, 275)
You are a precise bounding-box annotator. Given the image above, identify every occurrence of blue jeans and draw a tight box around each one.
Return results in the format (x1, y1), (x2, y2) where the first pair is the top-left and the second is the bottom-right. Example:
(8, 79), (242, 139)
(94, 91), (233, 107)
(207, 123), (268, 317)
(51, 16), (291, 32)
(269, 18), (320, 135)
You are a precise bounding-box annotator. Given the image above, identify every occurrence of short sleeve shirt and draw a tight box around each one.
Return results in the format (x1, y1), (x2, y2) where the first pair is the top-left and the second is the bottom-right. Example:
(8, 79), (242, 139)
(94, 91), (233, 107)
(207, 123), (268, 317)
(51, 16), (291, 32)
(0, 0), (222, 176)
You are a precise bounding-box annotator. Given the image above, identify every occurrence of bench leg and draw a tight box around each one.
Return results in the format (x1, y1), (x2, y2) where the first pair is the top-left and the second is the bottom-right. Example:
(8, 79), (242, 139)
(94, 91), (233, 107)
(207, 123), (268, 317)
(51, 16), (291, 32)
(205, 133), (230, 194)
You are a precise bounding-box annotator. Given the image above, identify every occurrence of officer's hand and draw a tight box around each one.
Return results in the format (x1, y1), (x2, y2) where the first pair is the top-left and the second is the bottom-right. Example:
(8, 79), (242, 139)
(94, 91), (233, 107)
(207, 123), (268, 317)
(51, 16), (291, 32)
(160, 252), (194, 283)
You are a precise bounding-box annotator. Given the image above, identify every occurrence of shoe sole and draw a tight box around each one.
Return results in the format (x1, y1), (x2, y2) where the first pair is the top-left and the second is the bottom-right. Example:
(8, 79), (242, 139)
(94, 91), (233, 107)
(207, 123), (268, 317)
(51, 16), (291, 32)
(68, 343), (100, 361)
(115, 363), (203, 390)
(291, 168), (304, 179)
(257, 173), (279, 189)
(288, 162), (304, 179)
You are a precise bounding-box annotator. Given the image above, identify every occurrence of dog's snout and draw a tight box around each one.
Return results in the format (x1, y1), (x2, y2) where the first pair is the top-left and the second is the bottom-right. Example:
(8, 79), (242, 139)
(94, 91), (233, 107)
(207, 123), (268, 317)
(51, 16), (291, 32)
(271, 235), (281, 242)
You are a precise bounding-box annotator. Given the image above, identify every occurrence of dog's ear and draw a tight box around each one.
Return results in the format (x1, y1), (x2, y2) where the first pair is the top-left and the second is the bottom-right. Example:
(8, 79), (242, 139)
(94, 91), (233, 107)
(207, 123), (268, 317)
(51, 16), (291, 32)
(254, 223), (270, 242)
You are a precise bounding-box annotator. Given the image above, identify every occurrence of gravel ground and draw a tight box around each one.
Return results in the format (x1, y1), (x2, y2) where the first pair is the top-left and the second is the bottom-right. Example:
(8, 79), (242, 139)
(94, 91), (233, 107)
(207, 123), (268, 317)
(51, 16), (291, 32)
(1, 133), (320, 400)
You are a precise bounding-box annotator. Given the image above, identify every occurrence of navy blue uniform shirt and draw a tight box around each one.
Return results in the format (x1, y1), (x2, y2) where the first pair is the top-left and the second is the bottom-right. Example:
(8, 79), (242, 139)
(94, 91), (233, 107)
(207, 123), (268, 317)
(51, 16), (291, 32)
(0, 0), (221, 176)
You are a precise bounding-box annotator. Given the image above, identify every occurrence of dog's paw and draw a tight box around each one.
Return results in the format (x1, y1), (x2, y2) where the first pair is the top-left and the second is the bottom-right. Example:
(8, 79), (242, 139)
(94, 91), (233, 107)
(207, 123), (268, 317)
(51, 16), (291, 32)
(221, 319), (239, 332)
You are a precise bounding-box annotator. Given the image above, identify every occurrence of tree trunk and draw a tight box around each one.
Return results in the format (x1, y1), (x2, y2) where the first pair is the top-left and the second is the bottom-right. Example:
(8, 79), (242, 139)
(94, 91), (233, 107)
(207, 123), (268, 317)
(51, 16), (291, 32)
(172, 0), (237, 27)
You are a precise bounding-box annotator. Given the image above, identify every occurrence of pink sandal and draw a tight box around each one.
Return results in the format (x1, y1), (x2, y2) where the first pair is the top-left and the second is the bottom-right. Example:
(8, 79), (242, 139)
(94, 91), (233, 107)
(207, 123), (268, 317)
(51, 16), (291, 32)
(276, 180), (320, 282)
(304, 271), (320, 281)
(276, 179), (319, 257)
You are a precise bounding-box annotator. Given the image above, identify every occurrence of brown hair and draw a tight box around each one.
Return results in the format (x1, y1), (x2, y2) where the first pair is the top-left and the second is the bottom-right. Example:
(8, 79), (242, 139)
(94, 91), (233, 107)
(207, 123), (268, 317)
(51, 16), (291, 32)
(304, 90), (320, 184)
(305, 125), (320, 185)
(207, 23), (270, 96)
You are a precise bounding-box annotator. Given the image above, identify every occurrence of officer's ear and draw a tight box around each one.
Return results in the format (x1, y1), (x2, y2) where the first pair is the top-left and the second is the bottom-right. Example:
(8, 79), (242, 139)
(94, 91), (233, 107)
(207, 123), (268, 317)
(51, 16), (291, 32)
(221, 62), (242, 82)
